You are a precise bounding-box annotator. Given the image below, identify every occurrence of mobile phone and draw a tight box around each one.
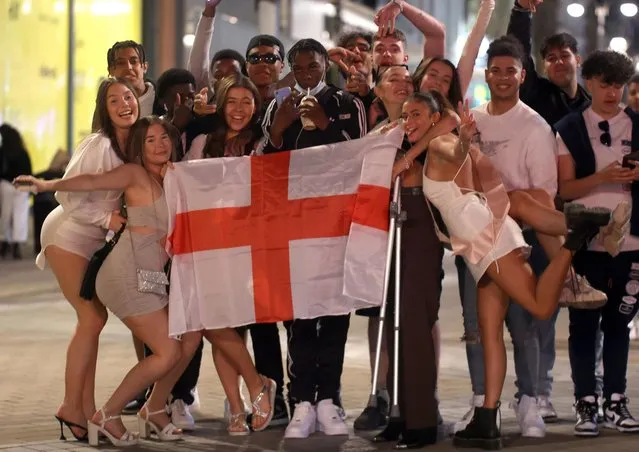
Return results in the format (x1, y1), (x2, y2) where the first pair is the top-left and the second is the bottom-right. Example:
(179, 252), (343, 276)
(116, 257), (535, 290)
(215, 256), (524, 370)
(275, 87), (291, 106)
(622, 150), (639, 168)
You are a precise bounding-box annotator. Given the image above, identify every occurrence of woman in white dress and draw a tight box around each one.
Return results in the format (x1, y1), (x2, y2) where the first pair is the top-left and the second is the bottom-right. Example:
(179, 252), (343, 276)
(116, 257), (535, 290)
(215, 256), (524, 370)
(37, 78), (138, 442)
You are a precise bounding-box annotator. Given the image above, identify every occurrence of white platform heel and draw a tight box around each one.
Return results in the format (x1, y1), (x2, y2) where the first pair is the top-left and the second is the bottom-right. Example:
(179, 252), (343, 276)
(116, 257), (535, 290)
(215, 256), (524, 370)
(87, 408), (138, 447)
(138, 405), (183, 441)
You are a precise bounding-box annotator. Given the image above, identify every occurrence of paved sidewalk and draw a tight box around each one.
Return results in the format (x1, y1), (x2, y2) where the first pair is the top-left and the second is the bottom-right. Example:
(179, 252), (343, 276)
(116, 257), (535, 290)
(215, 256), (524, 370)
(1, 255), (638, 451)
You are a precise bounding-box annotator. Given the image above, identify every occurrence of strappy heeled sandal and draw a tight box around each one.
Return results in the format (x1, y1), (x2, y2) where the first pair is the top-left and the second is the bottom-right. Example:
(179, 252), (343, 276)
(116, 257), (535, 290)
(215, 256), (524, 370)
(87, 408), (138, 447)
(138, 405), (183, 441)
(54, 415), (88, 442)
(251, 376), (277, 432)
(227, 413), (250, 436)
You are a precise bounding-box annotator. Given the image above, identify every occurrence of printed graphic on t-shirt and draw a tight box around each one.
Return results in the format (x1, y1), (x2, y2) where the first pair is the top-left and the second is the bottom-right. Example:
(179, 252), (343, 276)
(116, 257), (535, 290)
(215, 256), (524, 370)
(479, 138), (510, 157)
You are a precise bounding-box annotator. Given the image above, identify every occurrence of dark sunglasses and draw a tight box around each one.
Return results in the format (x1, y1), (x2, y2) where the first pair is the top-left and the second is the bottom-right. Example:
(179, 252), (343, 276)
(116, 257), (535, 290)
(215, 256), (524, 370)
(247, 53), (281, 65)
(598, 120), (611, 147)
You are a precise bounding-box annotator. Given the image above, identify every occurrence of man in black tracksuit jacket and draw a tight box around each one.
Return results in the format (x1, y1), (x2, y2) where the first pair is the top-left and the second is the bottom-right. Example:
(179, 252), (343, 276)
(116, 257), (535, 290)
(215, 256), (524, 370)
(261, 38), (366, 439)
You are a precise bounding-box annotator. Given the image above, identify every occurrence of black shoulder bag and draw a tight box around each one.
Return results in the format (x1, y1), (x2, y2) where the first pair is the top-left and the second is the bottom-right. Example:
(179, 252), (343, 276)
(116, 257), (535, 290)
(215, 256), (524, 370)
(79, 222), (127, 301)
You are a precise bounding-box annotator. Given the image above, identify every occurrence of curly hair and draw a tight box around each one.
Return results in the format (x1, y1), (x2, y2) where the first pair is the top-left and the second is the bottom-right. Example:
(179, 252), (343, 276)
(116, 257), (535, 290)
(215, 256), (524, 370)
(337, 31), (373, 49)
(486, 35), (525, 66)
(287, 38), (329, 69)
(582, 50), (635, 85)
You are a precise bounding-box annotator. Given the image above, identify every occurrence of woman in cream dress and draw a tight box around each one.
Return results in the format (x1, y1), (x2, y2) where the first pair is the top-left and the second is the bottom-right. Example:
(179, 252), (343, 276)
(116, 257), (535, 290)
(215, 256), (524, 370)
(36, 78), (137, 442)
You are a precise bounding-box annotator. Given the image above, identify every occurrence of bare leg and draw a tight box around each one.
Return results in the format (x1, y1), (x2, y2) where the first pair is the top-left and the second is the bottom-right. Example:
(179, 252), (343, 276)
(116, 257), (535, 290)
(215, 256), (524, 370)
(204, 328), (273, 430)
(476, 279), (509, 408)
(485, 247), (572, 321)
(90, 310), (200, 438)
(508, 190), (566, 260)
(212, 345), (246, 432)
(133, 334), (145, 362)
(47, 246), (108, 438)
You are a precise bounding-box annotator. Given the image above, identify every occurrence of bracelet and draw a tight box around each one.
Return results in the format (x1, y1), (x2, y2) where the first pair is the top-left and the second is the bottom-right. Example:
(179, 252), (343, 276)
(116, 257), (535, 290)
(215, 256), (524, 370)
(391, 0), (404, 13)
(403, 154), (411, 169)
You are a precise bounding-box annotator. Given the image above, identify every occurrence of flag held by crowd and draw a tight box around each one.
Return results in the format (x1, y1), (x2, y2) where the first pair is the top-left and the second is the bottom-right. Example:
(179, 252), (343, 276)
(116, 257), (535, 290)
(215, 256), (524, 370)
(164, 129), (403, 337)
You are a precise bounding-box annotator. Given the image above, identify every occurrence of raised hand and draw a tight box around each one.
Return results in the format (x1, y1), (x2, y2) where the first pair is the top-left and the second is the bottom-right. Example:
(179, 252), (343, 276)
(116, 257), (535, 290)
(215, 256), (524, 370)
(344, 66), (370, 97)
(328, 47), (362, 74)
(193, 87), (217, 116)
(374, 1), (402, 37)
(204, 0), (222, 17)
(517, 0), (543, 13)
(457, 99), (477, 143)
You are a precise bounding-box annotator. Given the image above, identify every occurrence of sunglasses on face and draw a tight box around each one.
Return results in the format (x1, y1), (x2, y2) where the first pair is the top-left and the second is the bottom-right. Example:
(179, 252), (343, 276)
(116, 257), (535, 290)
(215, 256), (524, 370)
(598, 120), (611, 147)
(247, 53), (281, 65)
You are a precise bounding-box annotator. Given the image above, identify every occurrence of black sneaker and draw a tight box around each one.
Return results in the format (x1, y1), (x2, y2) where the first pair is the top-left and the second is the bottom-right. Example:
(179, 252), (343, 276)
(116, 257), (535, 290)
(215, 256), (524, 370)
(602, 394), (639, 432)
(270, 394), (289, 427)
(354, 395), (389, 431)
(574, 397), (599, 436)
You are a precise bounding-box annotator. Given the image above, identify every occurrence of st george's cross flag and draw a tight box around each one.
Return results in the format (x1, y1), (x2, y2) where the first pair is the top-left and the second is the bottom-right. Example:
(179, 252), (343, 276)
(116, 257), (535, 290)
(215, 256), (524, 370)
(164, 128), (403, 337)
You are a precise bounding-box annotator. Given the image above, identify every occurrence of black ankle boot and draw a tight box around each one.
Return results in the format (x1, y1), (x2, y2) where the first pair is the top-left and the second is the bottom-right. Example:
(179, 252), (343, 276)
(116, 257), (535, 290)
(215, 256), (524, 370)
(372, 419), (404, 443)
(453, 405), (502, 450)
(0, 241), (8, 258)
(564, 204), (611, 252)
(395, 426), (437, 449)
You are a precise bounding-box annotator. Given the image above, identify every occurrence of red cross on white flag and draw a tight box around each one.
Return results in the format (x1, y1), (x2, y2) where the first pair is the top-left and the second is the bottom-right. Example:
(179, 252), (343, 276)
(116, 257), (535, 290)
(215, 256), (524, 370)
(164, 129), (403, 337)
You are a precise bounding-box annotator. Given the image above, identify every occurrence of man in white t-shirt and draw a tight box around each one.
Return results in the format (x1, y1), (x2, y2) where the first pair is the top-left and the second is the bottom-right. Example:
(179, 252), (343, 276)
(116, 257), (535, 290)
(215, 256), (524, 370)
(556, 49), (639, 437)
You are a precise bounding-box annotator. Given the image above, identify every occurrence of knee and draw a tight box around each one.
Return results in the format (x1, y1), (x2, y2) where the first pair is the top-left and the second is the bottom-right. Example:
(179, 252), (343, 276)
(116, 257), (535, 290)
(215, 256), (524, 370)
(78, 308), (108, 337)
(159, 340), (182, 371)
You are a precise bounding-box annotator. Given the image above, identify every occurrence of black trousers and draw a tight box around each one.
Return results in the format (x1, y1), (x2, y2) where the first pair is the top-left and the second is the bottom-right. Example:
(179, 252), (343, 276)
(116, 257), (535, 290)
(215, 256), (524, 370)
(385, 191), (443, 429)
(284, 314), (351, 406)
(569, 249), (639, 400)
(143, 339), (204, 404)
(249, 322), (285, 397)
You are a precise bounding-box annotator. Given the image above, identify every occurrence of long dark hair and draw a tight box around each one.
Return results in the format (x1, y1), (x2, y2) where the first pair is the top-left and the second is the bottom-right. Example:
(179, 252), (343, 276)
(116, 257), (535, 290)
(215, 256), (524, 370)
(412, 57), (463, 109)
(0, 124), (27, 157)
(94, 77), (140, 162)
(125, 116), (180, 167)
(406, 91), (458, 136)
(202, 75), (261, 159)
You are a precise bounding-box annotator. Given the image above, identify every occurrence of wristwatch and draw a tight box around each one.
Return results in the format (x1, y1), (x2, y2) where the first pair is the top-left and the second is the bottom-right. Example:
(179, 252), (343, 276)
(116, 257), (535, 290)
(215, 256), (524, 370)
(391, 0), (404, 13)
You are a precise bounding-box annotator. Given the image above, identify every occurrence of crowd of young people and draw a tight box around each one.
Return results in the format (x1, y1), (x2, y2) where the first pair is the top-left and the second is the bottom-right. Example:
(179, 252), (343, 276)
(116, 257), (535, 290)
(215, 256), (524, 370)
(10, 0), (639, 449)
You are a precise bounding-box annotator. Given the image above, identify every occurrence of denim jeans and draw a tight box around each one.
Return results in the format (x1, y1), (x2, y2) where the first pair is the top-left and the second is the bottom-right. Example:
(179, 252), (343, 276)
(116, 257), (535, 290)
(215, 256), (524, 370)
(457, 230), (555, 399)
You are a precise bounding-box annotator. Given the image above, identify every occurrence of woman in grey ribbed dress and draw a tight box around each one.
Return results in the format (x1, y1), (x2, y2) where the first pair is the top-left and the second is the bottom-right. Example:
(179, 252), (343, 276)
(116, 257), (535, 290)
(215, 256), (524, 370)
(15, 116), (275, 446)
(94, 189), (169, 319)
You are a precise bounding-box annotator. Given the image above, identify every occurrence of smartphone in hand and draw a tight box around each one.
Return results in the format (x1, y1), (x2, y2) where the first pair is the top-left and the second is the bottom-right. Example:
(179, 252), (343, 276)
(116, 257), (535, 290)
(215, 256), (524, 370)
(622, 150), (639, 168)
(275, 87), (292, 106)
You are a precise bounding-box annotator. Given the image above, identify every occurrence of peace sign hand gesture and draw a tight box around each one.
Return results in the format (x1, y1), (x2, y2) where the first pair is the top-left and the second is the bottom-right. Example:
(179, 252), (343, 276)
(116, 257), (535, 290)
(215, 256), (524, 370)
(457, 99), (477, 144)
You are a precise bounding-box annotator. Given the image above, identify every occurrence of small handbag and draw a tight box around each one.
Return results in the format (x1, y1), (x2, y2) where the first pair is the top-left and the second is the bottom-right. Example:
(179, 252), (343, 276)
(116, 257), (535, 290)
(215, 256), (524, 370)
(128, 175), (169, 296)
(80, 222), (126, 301)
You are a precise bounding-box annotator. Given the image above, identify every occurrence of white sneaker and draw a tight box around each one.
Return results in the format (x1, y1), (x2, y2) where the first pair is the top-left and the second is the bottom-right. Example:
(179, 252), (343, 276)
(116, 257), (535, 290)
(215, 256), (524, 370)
(285, 402), (317, 439)
(316, 399), (349, 436)
(170, 399), (196, 431)
(599, 200), (630, 257)
(453, 394), (484, 433)
(538, 395), (558, 423)
(190, 387), (200, 410)
(512, 395), (545, 438)
(559, 273), (607, 309)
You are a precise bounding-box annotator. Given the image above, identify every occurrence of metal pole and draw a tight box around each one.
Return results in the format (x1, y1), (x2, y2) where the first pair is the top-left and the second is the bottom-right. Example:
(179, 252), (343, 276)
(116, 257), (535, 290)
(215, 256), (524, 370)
(368, 176), (401, 408)
(390, 181), (403, 420)
(66, 0), (75, 155)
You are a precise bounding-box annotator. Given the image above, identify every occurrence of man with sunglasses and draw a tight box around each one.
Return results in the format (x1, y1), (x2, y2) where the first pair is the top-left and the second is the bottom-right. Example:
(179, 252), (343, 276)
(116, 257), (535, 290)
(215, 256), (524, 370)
(555, 50), (639, 437)
(245, 34), (286, 105)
